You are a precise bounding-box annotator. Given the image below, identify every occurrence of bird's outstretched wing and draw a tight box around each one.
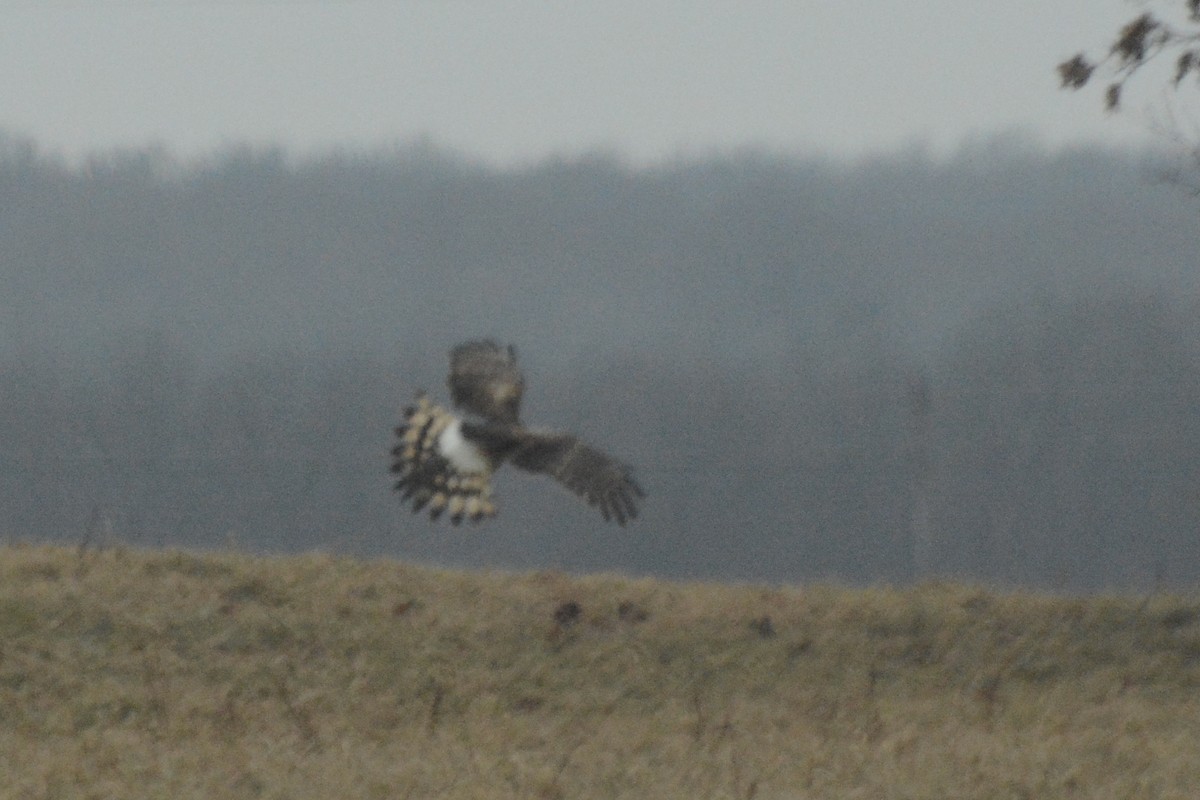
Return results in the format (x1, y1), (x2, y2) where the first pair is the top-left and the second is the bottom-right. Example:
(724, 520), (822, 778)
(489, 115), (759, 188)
(390, 394), (498, 525)
(508, 431), (644, 525)
(447, 340), (524, 425)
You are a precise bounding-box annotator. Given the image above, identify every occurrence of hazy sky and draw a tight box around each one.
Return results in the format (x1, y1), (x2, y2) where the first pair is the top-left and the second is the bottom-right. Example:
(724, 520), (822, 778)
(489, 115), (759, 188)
(0, 0), (1173, 165)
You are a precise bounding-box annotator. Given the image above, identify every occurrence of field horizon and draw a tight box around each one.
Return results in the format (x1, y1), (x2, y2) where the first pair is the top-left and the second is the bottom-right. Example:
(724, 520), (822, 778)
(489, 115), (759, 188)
(2, 541), (1198, 799)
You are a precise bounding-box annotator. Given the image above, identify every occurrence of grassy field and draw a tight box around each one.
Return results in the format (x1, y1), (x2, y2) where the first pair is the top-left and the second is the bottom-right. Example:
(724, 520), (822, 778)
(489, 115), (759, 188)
(1, 543), (1199, 799)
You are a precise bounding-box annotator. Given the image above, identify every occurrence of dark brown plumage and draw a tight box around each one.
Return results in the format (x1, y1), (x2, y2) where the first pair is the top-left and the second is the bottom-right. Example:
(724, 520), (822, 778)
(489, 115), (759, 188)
(447, 340), (524, 426)
(391, 340), (644, 525)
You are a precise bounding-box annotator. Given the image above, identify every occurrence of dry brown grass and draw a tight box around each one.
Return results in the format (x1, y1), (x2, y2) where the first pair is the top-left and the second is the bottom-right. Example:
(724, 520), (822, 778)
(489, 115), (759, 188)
(1, 542), (1199, 799)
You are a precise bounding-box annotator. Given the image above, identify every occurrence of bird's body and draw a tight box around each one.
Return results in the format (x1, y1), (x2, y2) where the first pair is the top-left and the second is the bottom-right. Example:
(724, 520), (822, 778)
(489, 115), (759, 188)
(436, 417), (493, 475)
(391, 340), (644, 525)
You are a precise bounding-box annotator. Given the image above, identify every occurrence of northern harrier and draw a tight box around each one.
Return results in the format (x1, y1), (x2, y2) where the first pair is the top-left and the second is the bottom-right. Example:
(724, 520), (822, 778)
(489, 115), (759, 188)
(390, 340), (644, 525)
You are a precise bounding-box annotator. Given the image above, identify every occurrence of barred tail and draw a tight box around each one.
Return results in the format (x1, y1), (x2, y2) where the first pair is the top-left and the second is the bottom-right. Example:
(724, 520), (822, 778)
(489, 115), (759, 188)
(391, 394), (498, 525)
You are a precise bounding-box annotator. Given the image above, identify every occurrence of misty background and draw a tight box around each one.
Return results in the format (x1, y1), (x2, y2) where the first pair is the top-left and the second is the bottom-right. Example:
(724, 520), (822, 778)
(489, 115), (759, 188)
(4, 131), (1199, 590)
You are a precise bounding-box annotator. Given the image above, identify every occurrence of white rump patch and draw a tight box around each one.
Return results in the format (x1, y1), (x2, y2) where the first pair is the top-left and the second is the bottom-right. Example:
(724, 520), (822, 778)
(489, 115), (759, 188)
(436, 418), (491, 474)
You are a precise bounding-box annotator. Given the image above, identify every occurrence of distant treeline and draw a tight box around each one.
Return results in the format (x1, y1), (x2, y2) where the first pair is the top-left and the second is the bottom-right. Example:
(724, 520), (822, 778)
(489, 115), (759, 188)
(3, 133), (1199, 588)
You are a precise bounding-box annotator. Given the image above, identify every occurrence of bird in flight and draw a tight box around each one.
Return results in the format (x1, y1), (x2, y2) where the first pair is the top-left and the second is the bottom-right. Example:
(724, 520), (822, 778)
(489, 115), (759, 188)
(391, 340), (644, 526)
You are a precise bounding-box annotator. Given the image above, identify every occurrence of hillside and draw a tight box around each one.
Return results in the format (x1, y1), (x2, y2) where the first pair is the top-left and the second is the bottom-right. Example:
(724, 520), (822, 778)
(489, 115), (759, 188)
(1, 543), (1198, 799)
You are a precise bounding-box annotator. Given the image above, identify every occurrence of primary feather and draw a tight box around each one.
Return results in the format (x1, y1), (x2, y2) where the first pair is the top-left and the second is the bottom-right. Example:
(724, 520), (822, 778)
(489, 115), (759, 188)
(508, 432), (644, 526)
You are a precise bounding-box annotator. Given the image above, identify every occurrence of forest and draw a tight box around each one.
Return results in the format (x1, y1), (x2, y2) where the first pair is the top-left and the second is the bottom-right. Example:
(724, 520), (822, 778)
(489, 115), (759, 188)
(3, 132), (1199, 589)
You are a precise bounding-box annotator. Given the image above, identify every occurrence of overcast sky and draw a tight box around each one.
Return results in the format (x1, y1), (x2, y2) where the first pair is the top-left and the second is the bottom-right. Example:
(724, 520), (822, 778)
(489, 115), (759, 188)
(0, 0), (1176, 165)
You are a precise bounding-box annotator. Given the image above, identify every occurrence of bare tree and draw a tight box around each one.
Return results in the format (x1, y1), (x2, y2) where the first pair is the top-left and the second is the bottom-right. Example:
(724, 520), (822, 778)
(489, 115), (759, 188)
(1059, 2), (1200, 191)
(1058, 2), (1200, 111)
